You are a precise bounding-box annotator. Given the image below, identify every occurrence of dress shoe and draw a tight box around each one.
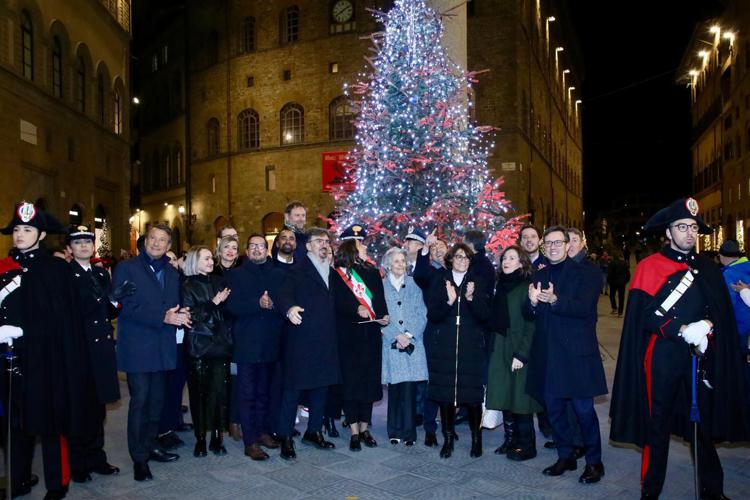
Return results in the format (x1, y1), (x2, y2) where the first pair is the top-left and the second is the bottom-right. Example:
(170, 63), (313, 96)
(280, 436), (296, 460)
(389, 438), (401, 445)
(302, 430), (336, 449)
(424, 432), (438, 447)
(543, 458), (577, 476)
(133, 462), (153, 482)
(257, 433), (280, 449)
(176, 422), (193, 432)
(470, 431), (483, 458)
(71, 471), (92, 483)
(349, 434), (362, 451)
(245, 443), (270, 461)
(579, 463), (605, 484)
(229, 423), (242, 441)
(405, 440), (415, 446)
(700, 490), (731, 500)
(91, 463), (120, 475)
(360, 430), (377, 448)
(157, 430), (184, 450)
(193, 439), (207, 457)
(42, 486), (68, 500)
(544, 440), (556, 449)
(149, 449), (179, 462)
(506, 446), (537, 461)
(10, 474), (40, 498)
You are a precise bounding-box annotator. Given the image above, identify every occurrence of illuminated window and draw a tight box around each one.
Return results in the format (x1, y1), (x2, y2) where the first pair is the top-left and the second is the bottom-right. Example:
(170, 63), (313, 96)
(113, 91), (122, 134)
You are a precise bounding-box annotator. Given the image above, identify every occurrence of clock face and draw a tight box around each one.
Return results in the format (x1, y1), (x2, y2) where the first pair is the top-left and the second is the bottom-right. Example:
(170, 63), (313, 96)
(332, 0), (354, 23)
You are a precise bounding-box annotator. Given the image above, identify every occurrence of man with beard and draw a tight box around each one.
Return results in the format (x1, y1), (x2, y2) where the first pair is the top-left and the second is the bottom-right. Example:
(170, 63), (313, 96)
(610, 198), (750, 499)
(0, 202), (90, 499)
(66, 225), (132, 483)
(225, 235), (285, 460)
(272, 202), (307, 261)
(276, 228), (340, 459)
(525, 226), (607, 484)
(519, 225), (549, 270)
(274, 228), (297, 267)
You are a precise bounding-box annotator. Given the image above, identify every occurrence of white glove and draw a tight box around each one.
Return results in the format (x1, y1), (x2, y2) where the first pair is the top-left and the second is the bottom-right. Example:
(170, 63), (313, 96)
(511, 358), (524, 371)
(697, 336), (708, 354)
(0, 325), (23, 345)
(681, 320), (711, 345)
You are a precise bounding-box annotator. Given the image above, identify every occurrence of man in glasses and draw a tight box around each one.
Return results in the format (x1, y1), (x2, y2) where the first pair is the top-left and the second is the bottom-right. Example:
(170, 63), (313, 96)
(525, 225), (607, 484)
(276, 227), (340, 459)
(610, 198), (749, 499)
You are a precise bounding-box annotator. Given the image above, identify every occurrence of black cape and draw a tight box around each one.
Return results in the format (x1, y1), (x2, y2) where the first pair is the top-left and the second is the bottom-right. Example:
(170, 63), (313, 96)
(609, 247), (750, 446)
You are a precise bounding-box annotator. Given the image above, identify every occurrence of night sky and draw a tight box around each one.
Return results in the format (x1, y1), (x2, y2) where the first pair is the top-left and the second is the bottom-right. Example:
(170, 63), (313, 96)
(568, 0), (725, 217)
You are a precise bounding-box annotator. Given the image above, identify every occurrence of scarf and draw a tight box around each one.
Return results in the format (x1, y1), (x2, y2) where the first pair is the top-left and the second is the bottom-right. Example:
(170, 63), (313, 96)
(139, 250), (170, 274)
(308, 251), (330, 288)
(388, 273), (405, 291)
(452, 270), (466, 287)
(491, 269), (526, 336)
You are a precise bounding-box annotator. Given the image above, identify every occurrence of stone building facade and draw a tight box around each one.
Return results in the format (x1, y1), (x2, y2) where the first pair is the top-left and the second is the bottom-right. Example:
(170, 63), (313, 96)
(0, 0), (131, 257)
(136, 0), (583, 247)
(680, 0), (750, 251)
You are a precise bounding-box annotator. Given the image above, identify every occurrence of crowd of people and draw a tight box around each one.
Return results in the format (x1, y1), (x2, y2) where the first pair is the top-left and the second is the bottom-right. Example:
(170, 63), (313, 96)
(0, 197), (748, 499)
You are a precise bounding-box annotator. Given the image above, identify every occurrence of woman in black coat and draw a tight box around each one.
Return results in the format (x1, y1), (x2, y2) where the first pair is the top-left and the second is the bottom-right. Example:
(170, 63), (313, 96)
(330, 237), (389, 452)
(426, 242), (491, 459)
(182, 246), (233, 457)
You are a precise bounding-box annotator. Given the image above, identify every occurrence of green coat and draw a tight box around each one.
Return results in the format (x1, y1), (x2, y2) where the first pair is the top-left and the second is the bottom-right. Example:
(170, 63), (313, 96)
(485, 280), (542, 414)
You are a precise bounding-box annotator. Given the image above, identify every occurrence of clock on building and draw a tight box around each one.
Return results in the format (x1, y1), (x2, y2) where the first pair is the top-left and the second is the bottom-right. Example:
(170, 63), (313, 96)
(332, 0), (354, 23)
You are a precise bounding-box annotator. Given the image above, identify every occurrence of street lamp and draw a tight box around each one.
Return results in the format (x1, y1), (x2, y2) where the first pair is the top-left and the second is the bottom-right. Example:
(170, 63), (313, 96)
(546, 16), (555, 47)
(555, 47), (564, 80)
(567, 86), (575, 102)
(132, 96), (140, 105)
(575, 99), (582, 115)
(562, 68), (571, 91)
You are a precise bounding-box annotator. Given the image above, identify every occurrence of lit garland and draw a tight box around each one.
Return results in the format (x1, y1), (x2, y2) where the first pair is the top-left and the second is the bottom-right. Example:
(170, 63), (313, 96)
(329, 0), (526, 256)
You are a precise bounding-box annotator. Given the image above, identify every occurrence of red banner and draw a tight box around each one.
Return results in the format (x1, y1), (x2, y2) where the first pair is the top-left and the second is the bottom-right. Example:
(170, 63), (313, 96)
(322, 152), (355, 192)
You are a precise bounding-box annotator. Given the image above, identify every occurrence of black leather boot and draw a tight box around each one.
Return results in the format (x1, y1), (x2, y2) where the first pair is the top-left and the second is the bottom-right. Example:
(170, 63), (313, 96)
(280, 436), (296, 460)
(507, 413), (537, 461)
(468, 404), (483, 458)
(193, 435), (208, 457)
(323, 417), (340, 438)
(439, 404), (455, 458)
(208, 430), (227, 455)
(494, 411), (516, 454)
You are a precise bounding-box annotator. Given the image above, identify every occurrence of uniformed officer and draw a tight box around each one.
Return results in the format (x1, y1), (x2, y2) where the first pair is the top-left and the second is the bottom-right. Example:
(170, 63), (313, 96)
(66, 224), (133, 483)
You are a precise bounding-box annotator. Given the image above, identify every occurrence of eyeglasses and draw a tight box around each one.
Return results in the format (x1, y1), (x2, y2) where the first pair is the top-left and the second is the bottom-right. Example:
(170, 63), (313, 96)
(309, 238), (330, 245)
(453, 254), (470, 261)
(247, 243), (266, 249)
(670, 223), (700, 233)
(543, 240), (566, 248)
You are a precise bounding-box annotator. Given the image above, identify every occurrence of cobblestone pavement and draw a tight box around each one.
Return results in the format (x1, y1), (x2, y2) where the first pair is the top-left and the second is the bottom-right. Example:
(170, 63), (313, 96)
(14, 295), (750, 499)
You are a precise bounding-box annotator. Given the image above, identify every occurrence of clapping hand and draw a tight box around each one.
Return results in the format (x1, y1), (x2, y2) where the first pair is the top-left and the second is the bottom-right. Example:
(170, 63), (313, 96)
(528, 282), (542, 306)
(446, 281), (457, 305)
(165, 305), (191, 327)
(213, 287), (231, 305)
(259, 290), (273, 309)
(465, 281), (475, 302)
(538, 283), (557, 304)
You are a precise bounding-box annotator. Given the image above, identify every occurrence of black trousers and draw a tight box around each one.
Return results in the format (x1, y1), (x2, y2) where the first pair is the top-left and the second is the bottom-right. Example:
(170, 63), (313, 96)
(387, 382), (417, 441)
(68, 402), (108, 474)
(159, 347), (186, 434)
(641, 337), (724, 497)
(237, 361), (271, 446)
(278, 386), (327, 436)
(609, 284), (626, 314)
(187, 357), (229, 438)
(127, 371), (166, 464)
(7, 429), (70, 493)
(342, 399), (374, 425)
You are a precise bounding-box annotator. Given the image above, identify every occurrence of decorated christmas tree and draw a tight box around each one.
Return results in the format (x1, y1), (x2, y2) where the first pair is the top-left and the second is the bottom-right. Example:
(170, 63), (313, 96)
(332, 0), (526, 255)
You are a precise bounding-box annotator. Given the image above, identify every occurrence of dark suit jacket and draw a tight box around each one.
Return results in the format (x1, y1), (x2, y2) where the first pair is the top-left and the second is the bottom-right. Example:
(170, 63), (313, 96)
(524, 258), (607, 400)
(70, 261), (120, 403)
(277, 255), (341, 390)
(113, 256), (180, 373)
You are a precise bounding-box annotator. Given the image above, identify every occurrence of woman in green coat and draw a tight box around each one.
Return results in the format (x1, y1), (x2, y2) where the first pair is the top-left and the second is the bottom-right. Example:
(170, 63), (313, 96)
(486, 245), (542, 461)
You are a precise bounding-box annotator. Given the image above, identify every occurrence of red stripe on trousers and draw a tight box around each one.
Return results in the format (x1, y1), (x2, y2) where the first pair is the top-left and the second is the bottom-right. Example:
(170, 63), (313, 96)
(59, 435), (70, 486)
(641, 333), (657, 486)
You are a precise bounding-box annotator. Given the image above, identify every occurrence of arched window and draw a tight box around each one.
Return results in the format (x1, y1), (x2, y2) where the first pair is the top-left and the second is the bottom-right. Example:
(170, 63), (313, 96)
(113, 90), (122, 134)
(283, 6), (299, 44)
(21, 10), (33, 80)
(240, 17), (255, 53)
(163, 149), (171, 189)
(280, 103), (304, 145)
(237, 108), (259, 150)
(207, 118), (220, 156)
(97, 73), (106, 124)
(329, 96), (356, 140)
(76, 56), (86, 113)
(52, 37), (62, 97)
(175, 146), (183, 184)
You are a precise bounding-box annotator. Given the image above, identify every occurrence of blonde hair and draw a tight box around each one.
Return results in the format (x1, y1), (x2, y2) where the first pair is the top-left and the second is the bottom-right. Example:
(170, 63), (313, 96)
(184, 246), (213, 276)
(215, 235), (239, 265)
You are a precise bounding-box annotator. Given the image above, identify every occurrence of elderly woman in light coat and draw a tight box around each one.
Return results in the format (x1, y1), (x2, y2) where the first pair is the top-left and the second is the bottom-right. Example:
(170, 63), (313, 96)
(381, 247), (429, 446)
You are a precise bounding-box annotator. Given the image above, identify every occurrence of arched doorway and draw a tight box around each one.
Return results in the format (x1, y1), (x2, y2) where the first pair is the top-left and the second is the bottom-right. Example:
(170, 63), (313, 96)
(262, 212), (284, 248)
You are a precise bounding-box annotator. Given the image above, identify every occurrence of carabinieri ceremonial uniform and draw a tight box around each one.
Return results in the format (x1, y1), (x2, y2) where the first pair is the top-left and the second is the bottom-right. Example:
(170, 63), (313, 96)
(609, 198), (750, 499)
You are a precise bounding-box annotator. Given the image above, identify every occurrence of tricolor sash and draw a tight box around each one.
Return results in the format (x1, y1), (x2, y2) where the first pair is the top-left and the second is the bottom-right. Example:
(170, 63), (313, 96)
(335, 267), (376, 318)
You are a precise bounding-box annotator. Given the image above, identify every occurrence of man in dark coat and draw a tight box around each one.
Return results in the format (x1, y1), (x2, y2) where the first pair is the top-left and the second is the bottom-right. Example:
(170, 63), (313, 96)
(0, 202), (90, 499)
(113, 224), (190, 482)
(272, 201), (308, 261)
(66, 224), (131, 483)
(607, 252), (630, 317)
(609, 198), (750, 499)
(225, 234), (285, 461)
(525, 226), (607, 484)
(276, 227), (341, 459)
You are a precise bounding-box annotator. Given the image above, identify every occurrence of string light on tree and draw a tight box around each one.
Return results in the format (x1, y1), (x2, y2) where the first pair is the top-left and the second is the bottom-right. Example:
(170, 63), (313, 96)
(330, 0), (526, 255)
